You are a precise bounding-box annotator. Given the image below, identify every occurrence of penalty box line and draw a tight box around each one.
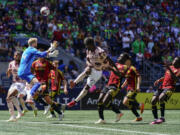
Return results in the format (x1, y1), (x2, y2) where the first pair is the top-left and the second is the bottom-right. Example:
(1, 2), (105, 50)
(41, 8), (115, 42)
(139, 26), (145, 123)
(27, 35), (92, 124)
(7, 120), (169, 135)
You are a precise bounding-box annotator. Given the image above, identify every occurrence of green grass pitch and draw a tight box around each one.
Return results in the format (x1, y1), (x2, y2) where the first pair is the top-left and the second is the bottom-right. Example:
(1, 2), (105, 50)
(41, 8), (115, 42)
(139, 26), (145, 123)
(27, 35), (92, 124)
(0, 110), (180, 135)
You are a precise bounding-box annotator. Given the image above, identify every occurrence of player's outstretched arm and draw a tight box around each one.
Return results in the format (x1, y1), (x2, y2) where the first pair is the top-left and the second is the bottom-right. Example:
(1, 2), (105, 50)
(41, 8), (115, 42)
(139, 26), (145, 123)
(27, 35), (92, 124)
(6, 63), (12, 78)
(121, 79), (127, 89)
(154, 77), (164, 86)
(136, 76), (141, 92)
(70, 67), (91, 89)
(47, 41), (58, 53)
(63, 80), (68, 95)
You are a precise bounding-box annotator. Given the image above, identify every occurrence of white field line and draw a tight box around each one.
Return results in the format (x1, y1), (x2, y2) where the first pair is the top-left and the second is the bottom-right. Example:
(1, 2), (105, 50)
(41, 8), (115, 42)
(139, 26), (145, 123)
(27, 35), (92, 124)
(0, 120), (169, 135)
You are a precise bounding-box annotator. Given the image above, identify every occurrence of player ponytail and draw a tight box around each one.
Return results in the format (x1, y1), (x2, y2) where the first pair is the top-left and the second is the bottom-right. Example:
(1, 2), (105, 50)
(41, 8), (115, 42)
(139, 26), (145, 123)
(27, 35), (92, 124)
(173, 57), (180, 68)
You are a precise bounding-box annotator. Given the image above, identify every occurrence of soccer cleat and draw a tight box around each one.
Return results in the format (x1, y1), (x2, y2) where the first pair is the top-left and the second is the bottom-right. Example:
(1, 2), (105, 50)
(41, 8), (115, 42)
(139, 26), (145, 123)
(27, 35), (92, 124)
(156, 118), (165, 124)
(67, 100), (76, 108)
(44, 105), (51, 115)
(58, 114), (63, 121)
(95, 119), (106, 124)
(22, 109), (28, 115)
(160, 117), (165, 122)
(16, 113), (24, 119)
(47, 114), (56, 118)
(150, 120), (160, 125)
(140, 103), (144, 114)
(133, 117), (143, 122)
(115, 113), (124, 122)
(7, 116), (17, 122)
(33, 109), (38, 117)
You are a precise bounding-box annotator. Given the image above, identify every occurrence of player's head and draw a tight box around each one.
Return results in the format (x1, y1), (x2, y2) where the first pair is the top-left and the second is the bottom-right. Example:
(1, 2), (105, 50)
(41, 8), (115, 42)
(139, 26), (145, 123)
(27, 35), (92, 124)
(28, 38), (38, 48)
(53, 60), (59, 68)
(14, 51), (21, 61)
(118, 53), (132, 66)
(172, 57), (180, 68)
(38, 48), (46, 61)
(84, 37), (95, 51)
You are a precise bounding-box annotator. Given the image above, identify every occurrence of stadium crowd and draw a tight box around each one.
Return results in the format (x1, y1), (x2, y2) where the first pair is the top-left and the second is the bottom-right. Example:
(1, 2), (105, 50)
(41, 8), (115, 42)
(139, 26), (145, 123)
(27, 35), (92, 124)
(0, 0), (179, 66)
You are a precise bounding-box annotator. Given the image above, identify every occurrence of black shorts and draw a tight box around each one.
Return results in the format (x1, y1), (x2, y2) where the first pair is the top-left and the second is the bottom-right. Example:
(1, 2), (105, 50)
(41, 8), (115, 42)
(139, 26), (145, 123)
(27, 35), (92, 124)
(41, 82), (49, 97)
(49, 91), (58, 100)
(153, 88), (173, 101)
(102, 85), (120, 98)
(126, 90), (137, 100)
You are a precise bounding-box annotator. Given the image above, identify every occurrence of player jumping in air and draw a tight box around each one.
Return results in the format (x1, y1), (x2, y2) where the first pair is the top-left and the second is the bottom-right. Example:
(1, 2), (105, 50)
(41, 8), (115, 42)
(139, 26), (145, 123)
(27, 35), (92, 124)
(18, 38), (58, 98)
(31, 55), (65, 120)
(121, 56), (144, 122)
(150, 57), (180, 124)
(47, 60), (68, 118)
(95, 53), (131, 124)
(67, 37), (120, 107)
(6, 51), (26, 122)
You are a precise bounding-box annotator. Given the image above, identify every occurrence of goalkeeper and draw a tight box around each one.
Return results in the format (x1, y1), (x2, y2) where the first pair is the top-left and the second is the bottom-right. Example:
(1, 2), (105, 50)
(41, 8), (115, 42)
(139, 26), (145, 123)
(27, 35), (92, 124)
(18, 38), (59, 99)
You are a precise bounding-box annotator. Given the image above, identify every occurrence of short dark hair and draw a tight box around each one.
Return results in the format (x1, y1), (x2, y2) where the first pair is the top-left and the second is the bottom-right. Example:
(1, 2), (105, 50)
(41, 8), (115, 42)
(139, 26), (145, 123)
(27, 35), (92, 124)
(117, 53), (131, 64)
(84, 37), (94, 46)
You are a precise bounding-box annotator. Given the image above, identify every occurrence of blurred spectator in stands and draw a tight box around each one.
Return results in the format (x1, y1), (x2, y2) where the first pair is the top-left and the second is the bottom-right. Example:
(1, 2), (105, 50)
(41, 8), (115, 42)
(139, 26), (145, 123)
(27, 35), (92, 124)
(146, 86), (155, 93)
(68, 60), (78, 79)
(58, 59), (66, 72)
(136, 49), (144, 69)
(122, 33), (131, 53)
(132, 36), (146, 55)
(162, 51), (173, 65)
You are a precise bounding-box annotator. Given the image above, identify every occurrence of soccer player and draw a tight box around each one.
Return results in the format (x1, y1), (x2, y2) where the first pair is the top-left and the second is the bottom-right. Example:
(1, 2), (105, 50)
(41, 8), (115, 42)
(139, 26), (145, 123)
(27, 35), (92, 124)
(150, 57), (180, 124)
(67, 37), (120, 107)
(95, 53), (131, 124)
(47, 60), (68, 118)
(6, 51), (25, 122)
(18, 38), (58, 99)
(122, 56), (144, 122)
(31, 56), (65, 120)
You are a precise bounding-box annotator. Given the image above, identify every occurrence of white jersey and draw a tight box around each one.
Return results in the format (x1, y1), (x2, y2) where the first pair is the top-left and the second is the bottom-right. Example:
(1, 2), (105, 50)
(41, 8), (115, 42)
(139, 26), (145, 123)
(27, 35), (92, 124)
(86, 47), (109, 71)
(8, 60), (25, 83)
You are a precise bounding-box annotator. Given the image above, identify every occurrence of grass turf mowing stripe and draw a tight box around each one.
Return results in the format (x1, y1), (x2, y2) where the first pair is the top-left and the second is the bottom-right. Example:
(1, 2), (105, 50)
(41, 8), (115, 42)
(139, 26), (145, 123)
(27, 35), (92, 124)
(1, 120), (168, 135)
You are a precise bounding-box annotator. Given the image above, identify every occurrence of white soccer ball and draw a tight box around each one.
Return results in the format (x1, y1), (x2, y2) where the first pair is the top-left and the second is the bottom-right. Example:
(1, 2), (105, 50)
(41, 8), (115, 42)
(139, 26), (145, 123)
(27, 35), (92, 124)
(40, 6), (50, 16)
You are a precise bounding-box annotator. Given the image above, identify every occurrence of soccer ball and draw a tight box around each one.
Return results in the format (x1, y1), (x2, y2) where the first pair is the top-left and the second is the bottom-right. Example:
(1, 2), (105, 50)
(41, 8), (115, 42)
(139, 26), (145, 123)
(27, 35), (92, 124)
(40, 6), (50, 16)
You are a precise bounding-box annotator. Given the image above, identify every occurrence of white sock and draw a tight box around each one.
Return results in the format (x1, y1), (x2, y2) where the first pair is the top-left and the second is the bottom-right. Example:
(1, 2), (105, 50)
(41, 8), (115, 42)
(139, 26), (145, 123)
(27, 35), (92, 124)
(75, 89), (88, 102)
(29, 104), (37, 110)
(19, 98), (28, 110)
(7, 100), (15, 117)
(12, 97), (22, 114)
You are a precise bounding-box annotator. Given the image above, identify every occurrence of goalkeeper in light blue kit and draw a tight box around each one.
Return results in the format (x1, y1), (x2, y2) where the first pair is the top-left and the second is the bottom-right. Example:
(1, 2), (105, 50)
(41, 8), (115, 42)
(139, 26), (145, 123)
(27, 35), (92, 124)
(18, 38), (65, 120)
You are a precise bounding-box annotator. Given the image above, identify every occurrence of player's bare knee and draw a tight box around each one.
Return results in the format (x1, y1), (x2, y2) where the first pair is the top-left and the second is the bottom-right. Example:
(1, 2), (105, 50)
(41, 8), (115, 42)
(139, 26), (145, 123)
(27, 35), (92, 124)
(123, 98), (128, 105)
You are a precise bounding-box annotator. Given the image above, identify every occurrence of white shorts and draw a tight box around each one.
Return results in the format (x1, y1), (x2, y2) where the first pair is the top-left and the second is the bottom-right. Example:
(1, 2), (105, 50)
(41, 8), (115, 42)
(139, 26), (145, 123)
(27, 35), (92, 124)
(24, 83), (34, 103)
(9, 82), (26, 95)
(87, 68), (102, 87)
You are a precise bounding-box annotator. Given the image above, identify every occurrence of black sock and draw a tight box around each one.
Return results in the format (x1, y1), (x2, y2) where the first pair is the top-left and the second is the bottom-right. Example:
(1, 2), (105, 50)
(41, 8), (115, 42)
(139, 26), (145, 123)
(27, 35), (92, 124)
(160, 103), (165, 118)
(111, 104), (121, 114)
(36, 97), (48, 106)
(131, 107), (140, 117)
(133, 100), (140, 109)
(98, 105), (104, 120)
(51, 103), (62, 115)
(152, 105), (158, 119)
(50, 110), (55, 115)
